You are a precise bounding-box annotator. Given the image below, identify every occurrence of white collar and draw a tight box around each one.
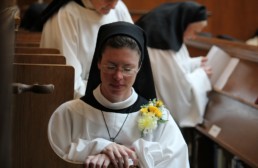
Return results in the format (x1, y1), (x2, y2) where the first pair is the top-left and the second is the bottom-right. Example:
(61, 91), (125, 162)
(93, 85), (138, 110)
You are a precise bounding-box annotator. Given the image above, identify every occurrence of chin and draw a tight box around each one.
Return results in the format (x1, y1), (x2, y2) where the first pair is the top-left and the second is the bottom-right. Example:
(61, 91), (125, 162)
(110, 87), (127, 95)
(110, 87), (124, 94)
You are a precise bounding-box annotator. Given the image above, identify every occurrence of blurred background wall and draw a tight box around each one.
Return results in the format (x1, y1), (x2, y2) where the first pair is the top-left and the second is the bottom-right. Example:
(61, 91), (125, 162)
(123, 0), (258, 41)
(17, 0), (258, 41)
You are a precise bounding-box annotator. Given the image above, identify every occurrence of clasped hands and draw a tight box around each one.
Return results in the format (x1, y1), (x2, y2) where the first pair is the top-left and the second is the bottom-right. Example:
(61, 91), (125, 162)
(84, 142), (139, 168)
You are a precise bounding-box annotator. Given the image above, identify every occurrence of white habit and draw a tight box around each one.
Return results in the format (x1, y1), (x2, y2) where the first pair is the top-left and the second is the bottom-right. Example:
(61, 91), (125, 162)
(148, 45), (212, 127)
(48, 86), (190, 167)
(40, 0), (133, 98)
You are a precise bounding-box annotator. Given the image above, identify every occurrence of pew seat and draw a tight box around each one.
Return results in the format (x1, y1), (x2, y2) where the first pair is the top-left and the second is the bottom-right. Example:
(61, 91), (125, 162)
(12, 63), (83, 167)
(196, 90), (258, 168)
(14, 53), (66, 64)
(15, 47), (60, 54)
(185, 36), (258, 167)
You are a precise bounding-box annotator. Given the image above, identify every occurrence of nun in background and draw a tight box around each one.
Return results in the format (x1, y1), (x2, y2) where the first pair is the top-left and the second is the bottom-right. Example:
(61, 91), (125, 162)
(20, 2), (48, 31)
(37, 0), (133, 99)
(135, 1), (212, 128)
(48, 21), (190, 168)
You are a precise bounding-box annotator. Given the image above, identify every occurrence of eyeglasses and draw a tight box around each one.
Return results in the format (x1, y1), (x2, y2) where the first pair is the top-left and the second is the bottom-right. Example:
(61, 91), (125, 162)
(101, 64), (138, 76)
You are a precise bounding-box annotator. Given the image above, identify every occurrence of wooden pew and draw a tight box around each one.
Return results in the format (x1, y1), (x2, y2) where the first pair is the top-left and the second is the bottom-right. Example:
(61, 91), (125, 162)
(12, 13), (84, 168)
(15, 41), (40, 47)
(185, 36), (258, 167)
(14, 31), (65, 64)
(12, 63), (83, 168)
(186, 36), (258, 104)
(14, 32), (64, 64)
(15, 30), (41, 47)
(186, 36), (258, 62)
(15, 47), (60, 54)
(15, 30), (41, 43)
(196, 90), (258, 168)
(14, 53), (66, 64)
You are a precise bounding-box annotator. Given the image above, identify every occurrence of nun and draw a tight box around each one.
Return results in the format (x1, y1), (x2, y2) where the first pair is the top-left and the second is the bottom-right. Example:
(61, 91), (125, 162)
(48, 21), (189, 168)
(135, 1), (212, 128)
(37, 0), (133, 98)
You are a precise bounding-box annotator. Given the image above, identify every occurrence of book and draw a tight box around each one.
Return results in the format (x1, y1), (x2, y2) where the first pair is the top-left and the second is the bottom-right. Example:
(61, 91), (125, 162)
(206, 46), (240, 90)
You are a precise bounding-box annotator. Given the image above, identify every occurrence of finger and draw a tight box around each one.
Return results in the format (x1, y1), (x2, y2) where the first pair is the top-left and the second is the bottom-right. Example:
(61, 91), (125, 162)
(109, 144), (126, 168)
(118, 153), (128, 168)
(85, 156), (94, 168)
(129, 152), (138, 166)
(102, 157), (111, 168)
(201, 56), (208, 62)
(96, 154), (111, 168)
(123, 148), (138, 167)
(94, 155), (105, 168)
(89, 156), (99, 168)
(102, 144), (119, 167)
(112, 144), (125, 167)
(117, 158), (123, 168)
(117, 146), (135, 168)
(107, 151), (118, 168)
(206, 67), (212, 74)
(126, 147), (139, 167)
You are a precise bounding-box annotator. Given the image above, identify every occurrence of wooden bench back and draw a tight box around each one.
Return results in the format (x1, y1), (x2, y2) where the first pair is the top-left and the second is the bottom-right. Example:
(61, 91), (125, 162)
(12, 63), (82, 167)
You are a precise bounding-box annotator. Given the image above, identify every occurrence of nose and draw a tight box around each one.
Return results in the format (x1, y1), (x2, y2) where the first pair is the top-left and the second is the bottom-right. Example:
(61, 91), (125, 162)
(113, 68), (124, 80)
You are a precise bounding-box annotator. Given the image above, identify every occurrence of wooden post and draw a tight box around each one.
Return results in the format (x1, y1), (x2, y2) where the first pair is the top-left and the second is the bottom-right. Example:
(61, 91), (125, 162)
(0, 0), (17, 167)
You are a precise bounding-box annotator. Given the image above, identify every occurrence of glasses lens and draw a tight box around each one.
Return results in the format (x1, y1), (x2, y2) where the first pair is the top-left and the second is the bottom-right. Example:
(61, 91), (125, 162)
(102, 65), (137, 76)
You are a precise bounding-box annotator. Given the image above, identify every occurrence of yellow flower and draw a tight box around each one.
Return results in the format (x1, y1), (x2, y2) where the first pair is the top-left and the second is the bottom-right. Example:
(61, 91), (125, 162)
(138, 113), (157, 132)
(148, 105), (162, 118)
(155, 100), (163, 107)
(154, 110), (163, 118)
(140, 107), (148, 113)
(138, 99), (168, 136)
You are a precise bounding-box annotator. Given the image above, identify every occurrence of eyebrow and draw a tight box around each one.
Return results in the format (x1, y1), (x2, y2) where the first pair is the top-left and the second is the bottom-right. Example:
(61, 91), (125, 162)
(105, 61), (137, 67)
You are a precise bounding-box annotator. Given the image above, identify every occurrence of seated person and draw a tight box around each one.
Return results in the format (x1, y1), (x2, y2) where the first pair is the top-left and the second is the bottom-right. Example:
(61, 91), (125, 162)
(48, 21), (190, 167)
(20, 2), (48, 31)
(135, 2), (212, 127)
(38, 0), (133, 98)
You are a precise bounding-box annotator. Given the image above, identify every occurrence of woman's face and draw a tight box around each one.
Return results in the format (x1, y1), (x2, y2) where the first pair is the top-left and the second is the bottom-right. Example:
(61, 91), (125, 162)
(90, 0), (118, 15)
(183, 20), (208, 41)
(98, 46), (140, 103)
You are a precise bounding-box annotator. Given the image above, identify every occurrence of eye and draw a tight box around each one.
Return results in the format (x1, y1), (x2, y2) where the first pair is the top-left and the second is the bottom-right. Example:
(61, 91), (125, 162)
(123, 67), (133, 72)
(107, 65), (116, 70)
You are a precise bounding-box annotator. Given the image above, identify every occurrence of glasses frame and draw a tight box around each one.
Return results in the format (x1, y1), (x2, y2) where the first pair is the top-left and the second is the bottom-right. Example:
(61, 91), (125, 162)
(101, 64), (139, 76)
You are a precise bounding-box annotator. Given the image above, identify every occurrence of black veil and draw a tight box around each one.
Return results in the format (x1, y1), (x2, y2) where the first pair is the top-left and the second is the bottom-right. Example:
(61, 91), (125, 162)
(81, 21), (156, 103)
(135, 1), (207, 51)
(32, 0), (84, 31)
